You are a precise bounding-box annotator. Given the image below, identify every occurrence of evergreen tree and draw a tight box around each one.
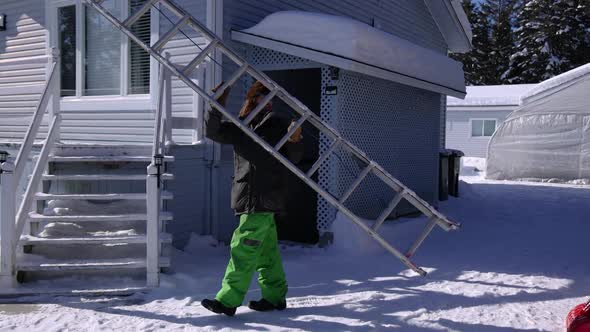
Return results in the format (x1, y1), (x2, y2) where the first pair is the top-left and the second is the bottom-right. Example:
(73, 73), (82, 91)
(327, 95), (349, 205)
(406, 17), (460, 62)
(480, 0), (518, 84)
(506, 0), (590, 83)
(559, 0), (590, 69)
(452, 0), (496, 85)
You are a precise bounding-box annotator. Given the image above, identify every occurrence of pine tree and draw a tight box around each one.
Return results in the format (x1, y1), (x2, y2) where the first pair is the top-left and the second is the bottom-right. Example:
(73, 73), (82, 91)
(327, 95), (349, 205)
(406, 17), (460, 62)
(506, 0), (590, 83)
(452, 0), (496, 85)
(559, 0), (590, 70)
(481, 0), (518, 84)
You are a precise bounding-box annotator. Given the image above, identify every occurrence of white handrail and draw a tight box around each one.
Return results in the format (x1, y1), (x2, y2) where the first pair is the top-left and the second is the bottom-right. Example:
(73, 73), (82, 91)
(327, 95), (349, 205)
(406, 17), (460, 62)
(10, 48), (61, 264)
(152, 64), (166, 156)
(14, 114), (61, 248)
(152, 59), (172, 157)
(13, 61), (58, 183)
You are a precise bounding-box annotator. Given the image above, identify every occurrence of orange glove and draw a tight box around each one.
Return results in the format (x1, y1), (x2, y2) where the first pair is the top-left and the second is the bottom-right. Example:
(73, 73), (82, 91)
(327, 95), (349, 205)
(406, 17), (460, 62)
(211, 81), (231, 107)
(288, 121), (303, 143)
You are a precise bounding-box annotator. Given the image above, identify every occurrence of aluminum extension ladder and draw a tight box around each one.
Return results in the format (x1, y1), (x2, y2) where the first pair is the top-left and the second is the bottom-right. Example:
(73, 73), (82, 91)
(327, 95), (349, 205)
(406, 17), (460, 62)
(85, 0), (460, 276)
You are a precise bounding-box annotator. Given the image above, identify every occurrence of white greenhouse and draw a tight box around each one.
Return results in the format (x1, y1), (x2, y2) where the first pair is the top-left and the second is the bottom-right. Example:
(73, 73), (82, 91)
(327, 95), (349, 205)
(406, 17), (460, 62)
(487, 64), (590, 181)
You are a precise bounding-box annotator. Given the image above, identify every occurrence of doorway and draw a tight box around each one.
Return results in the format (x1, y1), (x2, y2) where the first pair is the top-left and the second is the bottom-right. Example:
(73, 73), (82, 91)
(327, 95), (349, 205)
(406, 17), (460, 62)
(265, 68), (321, 244)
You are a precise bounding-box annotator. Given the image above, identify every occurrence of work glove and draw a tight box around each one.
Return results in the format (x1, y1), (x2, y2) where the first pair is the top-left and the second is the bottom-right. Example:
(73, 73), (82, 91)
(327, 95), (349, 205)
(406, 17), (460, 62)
(288, 121), (303, 143)
(211, 81), (231, 107)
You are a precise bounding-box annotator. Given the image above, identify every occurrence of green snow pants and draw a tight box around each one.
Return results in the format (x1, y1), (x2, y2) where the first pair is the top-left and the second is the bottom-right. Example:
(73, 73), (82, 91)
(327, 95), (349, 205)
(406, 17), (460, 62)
(215, 212), (287, 308)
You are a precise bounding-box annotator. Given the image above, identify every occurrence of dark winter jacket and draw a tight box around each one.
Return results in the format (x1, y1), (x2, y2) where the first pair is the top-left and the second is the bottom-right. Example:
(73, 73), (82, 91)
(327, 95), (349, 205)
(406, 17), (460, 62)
(205, 107), (304, 215)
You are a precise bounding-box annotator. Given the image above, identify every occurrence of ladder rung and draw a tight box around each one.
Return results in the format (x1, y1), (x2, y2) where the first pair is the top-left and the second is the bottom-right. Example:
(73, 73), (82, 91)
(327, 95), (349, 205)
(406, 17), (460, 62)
(183, 40), (218, 76)
(243, 90), (277, 125)
(362, 218), (427, 276)
(372, 190), (406, 231)
(339, 163), (374, 204)
(406, 216), (439, 258)
(307, 138), (341, 177)
(153, 16), (190, 51)
(274, 114), (309, 151)
(159, 0), (186, 19)
(212, 63), (249, 100)
(93, 0), (107, 5)
(123, 0), (159, 28)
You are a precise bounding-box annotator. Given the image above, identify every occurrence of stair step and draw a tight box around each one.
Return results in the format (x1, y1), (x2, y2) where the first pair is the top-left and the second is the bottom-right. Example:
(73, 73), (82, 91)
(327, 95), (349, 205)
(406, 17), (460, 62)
(28, 212), (174, 222)
(42, 174), (174, 181)
(34, 192), (173, 200)
(49, 156), (174, 163)
(16, 257), (171, 272)
(19, 233), (172, 246)
(0, 286), (149, 297)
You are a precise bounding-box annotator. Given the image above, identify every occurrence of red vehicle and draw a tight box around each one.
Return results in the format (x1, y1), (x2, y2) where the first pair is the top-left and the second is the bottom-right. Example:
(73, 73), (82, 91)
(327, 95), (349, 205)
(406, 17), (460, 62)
(567, 300), (590, 332)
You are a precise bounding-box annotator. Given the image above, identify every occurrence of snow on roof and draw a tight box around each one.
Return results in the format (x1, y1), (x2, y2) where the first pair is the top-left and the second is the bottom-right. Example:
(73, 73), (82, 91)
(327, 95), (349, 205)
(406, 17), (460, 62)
(233, 11), (466, 97)
(521, 63), (590, 104)
(447, 84), (536, 107)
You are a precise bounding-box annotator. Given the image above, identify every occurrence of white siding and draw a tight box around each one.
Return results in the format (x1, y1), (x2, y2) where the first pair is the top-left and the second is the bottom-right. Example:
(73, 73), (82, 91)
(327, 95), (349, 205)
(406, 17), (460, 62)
(160, 0), (208, 144)
(0, 0), (48, 143)
(0, 0), (47, 62)
(446, 110), (513, 157)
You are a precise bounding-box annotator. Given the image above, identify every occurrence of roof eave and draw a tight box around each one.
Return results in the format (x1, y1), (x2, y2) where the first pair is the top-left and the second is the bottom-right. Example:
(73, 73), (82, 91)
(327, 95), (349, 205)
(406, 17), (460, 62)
(424, 0), (473, 53)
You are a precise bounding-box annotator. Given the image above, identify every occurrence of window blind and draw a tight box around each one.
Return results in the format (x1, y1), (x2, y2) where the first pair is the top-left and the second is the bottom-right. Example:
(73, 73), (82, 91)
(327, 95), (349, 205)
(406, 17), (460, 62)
(129, 0), (151, 95)
(58, 5), (76, 97)
(85, 0), (122, 96)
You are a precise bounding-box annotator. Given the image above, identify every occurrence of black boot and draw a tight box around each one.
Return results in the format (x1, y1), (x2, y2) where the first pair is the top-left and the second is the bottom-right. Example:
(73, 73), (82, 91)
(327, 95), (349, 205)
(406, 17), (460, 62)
(248, 299), (287, 312)
(201, 299), (237, 316)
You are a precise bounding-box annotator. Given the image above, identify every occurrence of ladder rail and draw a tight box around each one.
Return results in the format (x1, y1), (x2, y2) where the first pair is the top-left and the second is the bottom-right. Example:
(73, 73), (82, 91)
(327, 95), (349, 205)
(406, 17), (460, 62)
(84, 0), (460, 276)
(372, 190), (406, 231)
(243, 89), (277, 126)
(306, 137), (341, 178)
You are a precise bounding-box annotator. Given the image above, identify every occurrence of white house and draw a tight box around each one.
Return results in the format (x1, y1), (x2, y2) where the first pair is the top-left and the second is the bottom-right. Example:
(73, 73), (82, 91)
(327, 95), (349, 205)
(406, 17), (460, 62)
(445, 84), (536, 157)
(0, 0), (471, 291)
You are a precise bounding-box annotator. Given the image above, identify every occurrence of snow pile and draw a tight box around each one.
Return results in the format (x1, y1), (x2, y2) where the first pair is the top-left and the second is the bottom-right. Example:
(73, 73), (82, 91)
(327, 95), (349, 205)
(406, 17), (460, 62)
(37, 200), (146, 238)
(43, 199), (145, 216)
(330, 213), (383, 256)
(459, 157), (487, 182)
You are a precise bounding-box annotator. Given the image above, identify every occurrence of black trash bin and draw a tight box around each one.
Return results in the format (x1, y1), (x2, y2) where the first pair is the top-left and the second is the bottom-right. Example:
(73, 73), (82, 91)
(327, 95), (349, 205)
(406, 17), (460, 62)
(447, 149), (464, 197)
(439, 150), (451, 201)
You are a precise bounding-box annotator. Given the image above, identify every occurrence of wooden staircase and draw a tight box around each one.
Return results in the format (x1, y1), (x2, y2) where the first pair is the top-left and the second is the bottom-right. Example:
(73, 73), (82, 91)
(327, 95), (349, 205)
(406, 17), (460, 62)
(15, 144), (174, 287)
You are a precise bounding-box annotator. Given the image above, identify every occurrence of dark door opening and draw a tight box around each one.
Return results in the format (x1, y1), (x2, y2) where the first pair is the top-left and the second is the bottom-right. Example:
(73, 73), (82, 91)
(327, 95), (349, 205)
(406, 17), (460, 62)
(265, 68), (321, 244)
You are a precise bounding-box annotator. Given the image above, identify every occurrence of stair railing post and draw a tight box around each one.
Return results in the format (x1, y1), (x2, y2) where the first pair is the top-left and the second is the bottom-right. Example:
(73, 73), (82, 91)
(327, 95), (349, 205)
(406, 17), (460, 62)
(48, 47), (61, 142)
(146, 158), (162, 287)
(163, 54), (173, 146)
(0, 152), (16, 288)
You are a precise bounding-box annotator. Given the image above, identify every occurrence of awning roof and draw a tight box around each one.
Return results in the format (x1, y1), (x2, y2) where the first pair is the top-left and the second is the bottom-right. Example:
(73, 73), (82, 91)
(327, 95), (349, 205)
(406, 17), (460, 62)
(231, 11), (467, 98)
(447, 84), (536, 110)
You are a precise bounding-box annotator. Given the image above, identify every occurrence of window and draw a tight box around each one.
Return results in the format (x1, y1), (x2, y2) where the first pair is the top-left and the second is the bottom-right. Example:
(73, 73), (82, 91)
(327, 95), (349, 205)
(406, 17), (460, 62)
(58, 6), (76, 97)
(55, 0), (152, 98)
(471, 119), (497, 137)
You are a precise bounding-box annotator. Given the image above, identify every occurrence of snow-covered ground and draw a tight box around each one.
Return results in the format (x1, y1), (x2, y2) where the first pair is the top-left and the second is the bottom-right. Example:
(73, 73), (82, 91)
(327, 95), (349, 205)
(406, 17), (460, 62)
(1, 158), (590, 331)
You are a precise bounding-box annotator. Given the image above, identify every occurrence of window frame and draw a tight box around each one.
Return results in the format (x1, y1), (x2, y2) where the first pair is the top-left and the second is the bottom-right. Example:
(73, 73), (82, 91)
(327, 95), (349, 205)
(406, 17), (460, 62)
(47, 0), (159, 109)
(470, 118), (497, 138)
